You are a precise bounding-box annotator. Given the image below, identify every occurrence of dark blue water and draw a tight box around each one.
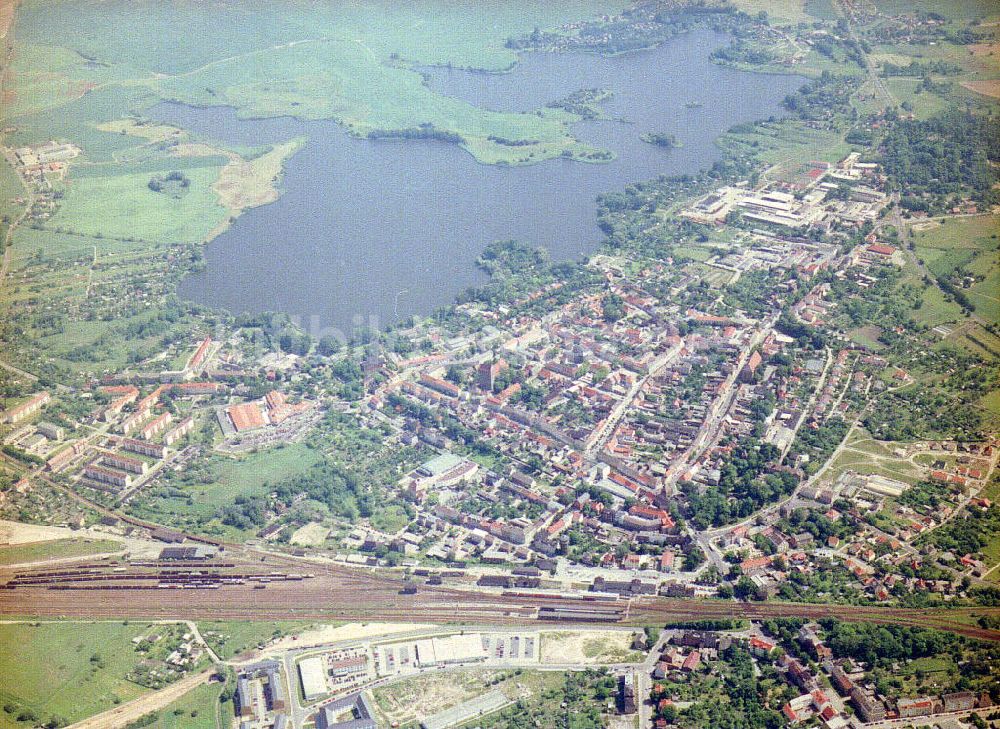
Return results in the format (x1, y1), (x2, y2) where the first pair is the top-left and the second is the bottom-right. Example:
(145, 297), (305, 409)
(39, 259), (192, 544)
(151, 30), (804, 336)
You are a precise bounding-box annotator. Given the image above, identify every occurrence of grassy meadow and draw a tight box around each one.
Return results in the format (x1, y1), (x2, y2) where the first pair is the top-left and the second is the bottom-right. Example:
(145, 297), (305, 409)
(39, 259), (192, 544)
(0, 537), (121, 565)
(0, 622), (153, 728)
(913, 215), (1000, 325)
(126, 443), (322, 538)
(146, 680), (230, 729)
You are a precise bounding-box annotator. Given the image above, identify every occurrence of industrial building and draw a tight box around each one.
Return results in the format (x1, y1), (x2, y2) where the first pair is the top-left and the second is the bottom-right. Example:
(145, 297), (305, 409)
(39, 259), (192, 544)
(298, 655), (328, 701)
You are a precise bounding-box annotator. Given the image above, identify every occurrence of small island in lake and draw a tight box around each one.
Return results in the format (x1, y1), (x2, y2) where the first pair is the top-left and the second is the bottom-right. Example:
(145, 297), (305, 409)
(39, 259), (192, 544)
(545, 87), (613, 120)
(640, 132), (680, 148)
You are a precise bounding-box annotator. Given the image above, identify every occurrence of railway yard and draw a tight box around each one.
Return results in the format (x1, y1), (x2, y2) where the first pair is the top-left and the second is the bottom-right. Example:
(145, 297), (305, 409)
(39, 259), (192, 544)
(2, 548), (998, 643)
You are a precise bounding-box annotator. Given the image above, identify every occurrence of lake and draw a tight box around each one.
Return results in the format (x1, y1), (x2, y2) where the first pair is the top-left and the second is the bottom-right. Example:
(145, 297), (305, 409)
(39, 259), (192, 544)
(150, 30), (805, 337)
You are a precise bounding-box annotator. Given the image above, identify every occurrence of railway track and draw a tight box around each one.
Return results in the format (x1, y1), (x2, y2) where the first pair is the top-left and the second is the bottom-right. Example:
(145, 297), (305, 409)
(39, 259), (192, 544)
(2, 577), (998, 641)
(3, 549), (999, 642)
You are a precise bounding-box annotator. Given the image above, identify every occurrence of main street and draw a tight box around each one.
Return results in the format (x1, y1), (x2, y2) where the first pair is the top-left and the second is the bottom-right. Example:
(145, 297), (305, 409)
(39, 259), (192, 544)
(663, 315), (778, 488)
(585, 340), (684, 459)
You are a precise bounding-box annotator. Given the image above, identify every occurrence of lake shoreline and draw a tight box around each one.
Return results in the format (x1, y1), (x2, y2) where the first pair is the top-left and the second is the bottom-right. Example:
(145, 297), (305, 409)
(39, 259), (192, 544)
(146, 29), (806, 334)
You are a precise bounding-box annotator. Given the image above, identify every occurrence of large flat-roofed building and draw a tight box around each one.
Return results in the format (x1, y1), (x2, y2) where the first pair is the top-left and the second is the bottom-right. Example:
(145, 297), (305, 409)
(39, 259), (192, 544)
(413, 633), (487, 667)
(619, 672), (637, 714)
(412, 453), (478, 488)
(267, 668), (286, 712)
(236, 677), (254, 717)
(737, 189), (826, 229)
(158, 545), (217, 561)
(298, 655), (328, 702)
(861, 474), (909, 498)
(236, 660), (287, 723)
(329, 655), (367, 679)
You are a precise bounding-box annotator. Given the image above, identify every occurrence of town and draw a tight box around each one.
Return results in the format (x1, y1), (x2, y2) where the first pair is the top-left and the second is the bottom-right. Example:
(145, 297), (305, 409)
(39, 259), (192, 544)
(1, 0), (999, 727)
(2, 143), (997, 618)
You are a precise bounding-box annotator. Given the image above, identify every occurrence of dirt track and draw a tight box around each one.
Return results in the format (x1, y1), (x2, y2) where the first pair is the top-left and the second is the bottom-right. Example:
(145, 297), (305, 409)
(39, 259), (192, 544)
(65, 669), (213, 729)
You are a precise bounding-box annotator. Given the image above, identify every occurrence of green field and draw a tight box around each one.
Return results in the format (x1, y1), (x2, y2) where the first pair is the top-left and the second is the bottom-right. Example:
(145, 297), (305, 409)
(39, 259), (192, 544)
(127, 443), (322, 536)
(147, 680), (231, 729)
(819, 429), (925, 485)
(883, 77), (951, 119)
(981, 388), (1000, 418)
(44, 163), (228, 244)
(9, 1), (629, 167)
(893, 245), (965, 330)
(912, 215), (1000, 324)
(847, 325), (883, 350)
(197, 620), (318, 660)
(673, 245), (713, 262)
(368, 504), (412, 534)
(0, 537), (121, 565)
(0, 622), (155, 728)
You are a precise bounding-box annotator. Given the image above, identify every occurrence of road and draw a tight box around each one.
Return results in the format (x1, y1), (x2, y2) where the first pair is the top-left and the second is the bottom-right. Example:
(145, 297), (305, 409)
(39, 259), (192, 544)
(838, 0), (895, 111)
(664, 316), (777, 487)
